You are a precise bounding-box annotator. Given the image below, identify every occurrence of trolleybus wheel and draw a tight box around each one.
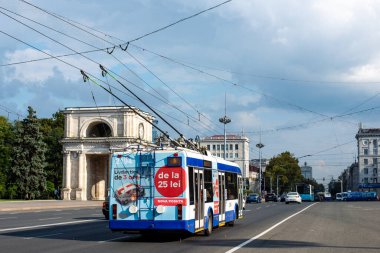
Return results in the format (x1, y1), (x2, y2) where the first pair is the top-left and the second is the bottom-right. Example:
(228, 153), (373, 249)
(205, 212), (212, 236)
(228, 206), (238, 227)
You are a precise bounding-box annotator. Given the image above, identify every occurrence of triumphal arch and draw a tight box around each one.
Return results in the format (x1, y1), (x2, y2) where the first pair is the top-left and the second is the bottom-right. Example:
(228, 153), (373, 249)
(61, 106), (153, 200)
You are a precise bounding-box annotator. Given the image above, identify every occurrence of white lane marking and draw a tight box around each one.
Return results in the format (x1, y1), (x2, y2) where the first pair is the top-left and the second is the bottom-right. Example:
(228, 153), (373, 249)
(225, 203), (318, 253)
(24, 232), (63, 240)
(38, 217), (62, 221)
(98, 235), (130, 243)
(256, 207), (261, 210)
(0, 219), (101, 233)
(0, 217), (17, 220)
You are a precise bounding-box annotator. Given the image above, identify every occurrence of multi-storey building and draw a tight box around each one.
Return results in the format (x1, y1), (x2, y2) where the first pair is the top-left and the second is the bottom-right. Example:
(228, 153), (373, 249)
(300, 162), (313, 180)
(200, 135), (250, 181)
(355, 127), (380, 194)
(343, 162), (359, 192)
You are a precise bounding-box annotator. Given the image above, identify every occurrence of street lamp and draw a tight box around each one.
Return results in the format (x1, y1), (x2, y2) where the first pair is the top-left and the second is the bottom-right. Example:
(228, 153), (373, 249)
(219, 115), (231, 159)
(256, 142), (264, 195)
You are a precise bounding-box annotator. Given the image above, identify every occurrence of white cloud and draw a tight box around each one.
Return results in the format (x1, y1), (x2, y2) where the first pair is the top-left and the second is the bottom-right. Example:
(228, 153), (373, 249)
(3, 48), (85, 84)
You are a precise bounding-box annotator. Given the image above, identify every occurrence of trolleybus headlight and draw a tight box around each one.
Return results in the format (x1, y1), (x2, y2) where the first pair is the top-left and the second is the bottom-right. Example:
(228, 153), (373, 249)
(129, 205), (138, 214)
(156, 205), (165, 214)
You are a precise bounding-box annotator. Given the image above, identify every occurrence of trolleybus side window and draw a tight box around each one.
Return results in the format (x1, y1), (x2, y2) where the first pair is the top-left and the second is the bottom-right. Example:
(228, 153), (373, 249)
(189, 167), (194, 205)
(204, 169), (213, 203)
(226, 172), (237, 200)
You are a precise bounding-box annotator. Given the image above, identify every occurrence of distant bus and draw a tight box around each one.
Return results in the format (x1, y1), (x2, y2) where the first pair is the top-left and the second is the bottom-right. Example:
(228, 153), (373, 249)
(296, 184), (314, 201)
(108, 147), (244, 236)
(343, 191), (377, 201)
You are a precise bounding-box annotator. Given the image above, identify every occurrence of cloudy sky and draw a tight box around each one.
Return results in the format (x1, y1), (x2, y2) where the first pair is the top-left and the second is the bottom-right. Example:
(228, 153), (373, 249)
(1, 0), (380, 181)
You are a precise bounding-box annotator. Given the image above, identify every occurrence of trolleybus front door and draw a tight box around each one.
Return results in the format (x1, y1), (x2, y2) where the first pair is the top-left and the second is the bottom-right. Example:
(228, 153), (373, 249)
(194, 169), (204, 231)
(238, 175), (243, 217)
(218, 172), (225, 222)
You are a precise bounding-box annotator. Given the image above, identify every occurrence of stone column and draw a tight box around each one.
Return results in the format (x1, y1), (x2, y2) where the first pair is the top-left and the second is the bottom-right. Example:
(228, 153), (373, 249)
(62, 151), (71, 200)
(75, 151), (84, 200)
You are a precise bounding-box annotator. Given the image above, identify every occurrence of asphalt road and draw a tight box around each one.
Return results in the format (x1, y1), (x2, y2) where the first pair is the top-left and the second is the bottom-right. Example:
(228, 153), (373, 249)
(0, 201), (379, 253)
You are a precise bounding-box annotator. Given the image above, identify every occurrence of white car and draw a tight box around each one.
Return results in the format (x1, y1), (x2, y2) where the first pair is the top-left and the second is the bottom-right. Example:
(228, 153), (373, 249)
(335, 193), (343, 201)
(285, 192), (302, 204)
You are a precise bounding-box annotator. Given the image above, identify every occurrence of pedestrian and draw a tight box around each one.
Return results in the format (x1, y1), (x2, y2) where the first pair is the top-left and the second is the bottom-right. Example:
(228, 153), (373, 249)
(54, 189), (58, 200)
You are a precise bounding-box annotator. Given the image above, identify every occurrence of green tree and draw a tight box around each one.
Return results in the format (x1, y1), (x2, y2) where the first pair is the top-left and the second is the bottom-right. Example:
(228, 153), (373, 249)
(11, 106), (47, 199)
(0, 116), (14, 198)
(302, 178), (320, 192)
(39, 111), (64, 191)
(265, 151), (302, 193)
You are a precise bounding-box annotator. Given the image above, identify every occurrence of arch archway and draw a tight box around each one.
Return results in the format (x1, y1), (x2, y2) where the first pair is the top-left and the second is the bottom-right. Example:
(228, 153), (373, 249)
(86, 122), (112, 137)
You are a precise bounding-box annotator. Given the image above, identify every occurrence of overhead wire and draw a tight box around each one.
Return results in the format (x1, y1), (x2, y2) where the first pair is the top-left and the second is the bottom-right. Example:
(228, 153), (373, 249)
(297, 140), (355, 159)
(6, 0), (377, 138)
(5, 1), (224, 134)
(0, 104), (25, 119)
(0, 9), (218, 137)
(6, 0), (360, 124)
(20, 0), (233, 45)
(0, 30), (185, 146)
(15, 0), (337, 134)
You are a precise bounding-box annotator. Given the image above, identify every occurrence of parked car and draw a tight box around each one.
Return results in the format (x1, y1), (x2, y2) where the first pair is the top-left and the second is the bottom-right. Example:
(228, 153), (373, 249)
(246, 193), (261, 203)
(102, 196), (109, 219)
(265, 193), (278, 202)
(335, 193), (343, 201)
(279, 193), (287, 202)
(285, 192), (302, 204)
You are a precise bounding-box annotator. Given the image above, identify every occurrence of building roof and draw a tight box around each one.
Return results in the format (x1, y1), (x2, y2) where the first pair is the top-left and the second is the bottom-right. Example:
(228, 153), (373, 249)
(201, 135), (249, 141)
(356, 128), (380, 138)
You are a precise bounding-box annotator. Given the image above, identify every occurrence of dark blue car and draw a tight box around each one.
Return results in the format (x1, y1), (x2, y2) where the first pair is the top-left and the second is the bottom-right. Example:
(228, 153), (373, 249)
(246, 193), (261, 203)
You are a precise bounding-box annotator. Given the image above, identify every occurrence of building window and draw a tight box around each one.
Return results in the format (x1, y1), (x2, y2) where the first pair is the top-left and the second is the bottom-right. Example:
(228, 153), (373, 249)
(217, 145), (220, 151)
(364, 148), (368, 155)
(235, 144), (239, 150)
(364, 168), (368, 174)
(374, 148), (378, 155)
(364, 178), (368, 184)
(217, 153), (220, 157)
(374, 168), (378, 175)
(212, 145), (216, 150)
(226, 144), (229, 150)
(235, 153), (239, 158)
(207, 145), (210, 150)
(230, 144), (233, 150)
(374, 178), (378, 183)
(374, 139), (378, 147)
(221, 144), (224, 151)
(364, 159), (368, 165)
(374, 158), (378, 165)
(226, 153), (228, 158)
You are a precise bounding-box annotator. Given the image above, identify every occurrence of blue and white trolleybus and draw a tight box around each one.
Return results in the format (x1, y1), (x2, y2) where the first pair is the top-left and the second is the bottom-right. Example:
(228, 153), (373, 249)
(108, 147), (244, 235)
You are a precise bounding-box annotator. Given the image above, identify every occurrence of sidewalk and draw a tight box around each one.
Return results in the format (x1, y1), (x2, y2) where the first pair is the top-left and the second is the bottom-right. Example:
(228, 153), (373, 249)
(0, 200), (103, 212)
